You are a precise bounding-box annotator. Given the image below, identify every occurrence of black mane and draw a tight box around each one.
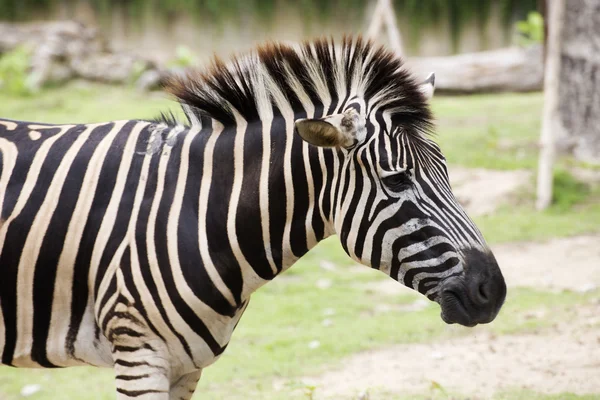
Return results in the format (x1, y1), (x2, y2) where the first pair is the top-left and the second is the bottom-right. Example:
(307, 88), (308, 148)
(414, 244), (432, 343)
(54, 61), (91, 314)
(161, 36), (433, 138)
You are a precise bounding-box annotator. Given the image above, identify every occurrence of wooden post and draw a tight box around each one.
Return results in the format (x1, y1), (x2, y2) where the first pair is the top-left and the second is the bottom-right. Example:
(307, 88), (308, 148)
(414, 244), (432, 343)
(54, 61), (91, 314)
(536, 0), (565, 210)
(366, 0), (404, 57)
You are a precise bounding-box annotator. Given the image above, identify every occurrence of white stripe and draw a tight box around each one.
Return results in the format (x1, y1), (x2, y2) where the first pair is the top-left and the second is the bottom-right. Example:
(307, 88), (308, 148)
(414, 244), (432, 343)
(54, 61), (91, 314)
(14, 123), (101, 366)
(89, 122), (149, 302)
(164, 125), (238, 355)
(281, 115), (297, 269)
(302, 142), (318, 250)
(0, 138), (18, 219)
(0, 120), (17, 130)
(48, 120), (127, 366)
(0, 125), (74, 251)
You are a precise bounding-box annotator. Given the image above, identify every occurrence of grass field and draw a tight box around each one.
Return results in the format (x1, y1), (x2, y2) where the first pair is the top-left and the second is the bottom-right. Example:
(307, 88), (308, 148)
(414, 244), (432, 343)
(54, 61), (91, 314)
(0, 84), (599, 399)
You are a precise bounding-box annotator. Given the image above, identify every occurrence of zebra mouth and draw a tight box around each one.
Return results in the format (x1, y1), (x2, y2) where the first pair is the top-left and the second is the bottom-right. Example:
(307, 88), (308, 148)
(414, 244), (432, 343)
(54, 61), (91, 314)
(440, 289), (477, 327)
(439, 253), (507, 327)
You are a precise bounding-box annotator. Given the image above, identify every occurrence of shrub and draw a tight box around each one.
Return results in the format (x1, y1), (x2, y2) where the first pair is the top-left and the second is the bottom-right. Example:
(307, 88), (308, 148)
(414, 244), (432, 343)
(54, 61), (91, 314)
(516, 11), (544, 47)
(0, 46), (36, 96)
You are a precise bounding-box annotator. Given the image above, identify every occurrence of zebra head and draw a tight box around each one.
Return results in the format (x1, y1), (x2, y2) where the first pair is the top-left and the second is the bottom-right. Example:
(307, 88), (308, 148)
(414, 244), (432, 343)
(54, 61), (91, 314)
(294, 59), (506, 327)
(166, 37), (506, 327)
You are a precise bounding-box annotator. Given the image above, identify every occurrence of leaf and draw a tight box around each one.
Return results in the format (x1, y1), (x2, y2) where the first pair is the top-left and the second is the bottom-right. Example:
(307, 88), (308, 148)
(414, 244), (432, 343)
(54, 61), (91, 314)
(430, 380), (447, 394)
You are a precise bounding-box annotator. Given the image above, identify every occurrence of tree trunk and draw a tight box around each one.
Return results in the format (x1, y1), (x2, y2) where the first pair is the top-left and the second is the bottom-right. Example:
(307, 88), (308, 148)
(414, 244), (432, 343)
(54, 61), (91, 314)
(367, 0), (404, 56)
(556, 0), (600, 164)
(536, 0), (565, 210)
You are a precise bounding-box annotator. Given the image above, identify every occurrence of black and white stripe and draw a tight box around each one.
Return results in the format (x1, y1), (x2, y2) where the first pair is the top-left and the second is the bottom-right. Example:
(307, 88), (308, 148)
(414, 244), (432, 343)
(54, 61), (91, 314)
(0, 37), (503, 399)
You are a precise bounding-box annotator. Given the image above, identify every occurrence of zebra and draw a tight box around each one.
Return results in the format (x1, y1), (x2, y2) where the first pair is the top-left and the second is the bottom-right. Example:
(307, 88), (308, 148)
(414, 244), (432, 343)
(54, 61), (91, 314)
(0, 37), (506, 399)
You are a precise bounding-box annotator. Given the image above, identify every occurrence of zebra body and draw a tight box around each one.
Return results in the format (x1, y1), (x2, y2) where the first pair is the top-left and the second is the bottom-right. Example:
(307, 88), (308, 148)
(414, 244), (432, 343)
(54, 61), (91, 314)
(0, 118), (267, 365)
(0, 37), (506, 398)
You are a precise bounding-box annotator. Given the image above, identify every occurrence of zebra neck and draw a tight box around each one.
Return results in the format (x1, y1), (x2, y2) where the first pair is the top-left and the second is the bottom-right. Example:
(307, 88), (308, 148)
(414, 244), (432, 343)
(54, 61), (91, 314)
(191, 116), (336, 299)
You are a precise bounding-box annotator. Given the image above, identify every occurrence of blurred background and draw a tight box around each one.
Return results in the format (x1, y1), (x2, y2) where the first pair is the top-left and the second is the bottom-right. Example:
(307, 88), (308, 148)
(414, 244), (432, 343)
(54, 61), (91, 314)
(0, 1), (599, 399)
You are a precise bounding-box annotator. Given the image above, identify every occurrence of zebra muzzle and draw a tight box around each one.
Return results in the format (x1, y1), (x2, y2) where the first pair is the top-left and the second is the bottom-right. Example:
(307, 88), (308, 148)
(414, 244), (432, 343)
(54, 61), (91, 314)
(439, 249), (507, 327)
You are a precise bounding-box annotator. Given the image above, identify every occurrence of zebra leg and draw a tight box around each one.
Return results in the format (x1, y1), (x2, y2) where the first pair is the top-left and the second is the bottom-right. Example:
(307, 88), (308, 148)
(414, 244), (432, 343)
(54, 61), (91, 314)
(113, 348), (171, 399)
(169, 370), (202, 400)
(104, 286), (171, 398)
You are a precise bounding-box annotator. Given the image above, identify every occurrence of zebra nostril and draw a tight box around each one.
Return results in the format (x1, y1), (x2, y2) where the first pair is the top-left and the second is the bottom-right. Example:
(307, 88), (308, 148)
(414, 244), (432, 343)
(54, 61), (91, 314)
(477, 280), (490, 304)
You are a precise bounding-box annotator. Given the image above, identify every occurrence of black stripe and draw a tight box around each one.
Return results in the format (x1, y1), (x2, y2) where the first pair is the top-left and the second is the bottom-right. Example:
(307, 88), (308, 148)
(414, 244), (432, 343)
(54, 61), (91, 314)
(236, 120), (274, 279)
(289, 129), (309, 258)
(116, 388), (167, 397)
(1, 123), (65, 219)
(0, 124), (83, 365)
(116, 374), (150, 381)
(67, 121), (137, 356)
(401, 257), (460, 289)
(205, 125), (243, 304)
(93, 125), (150, 296)
(267, 114), (287, 270)
(114, 359), (156, 368)
(369, 201), (431, 271)
(32, 123), (112, 367)
(308, 145), (325, 242)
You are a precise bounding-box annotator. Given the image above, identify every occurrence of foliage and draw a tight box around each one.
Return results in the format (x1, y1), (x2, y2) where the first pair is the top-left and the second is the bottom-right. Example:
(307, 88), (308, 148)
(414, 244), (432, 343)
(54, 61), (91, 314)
(167, 45), (198, 69)
(394, 0), (538, 51)
(550, 169), (592, 212)
(0, 0), (538, 53)
(0, 46), (36, 96)
(516, 11), (545, 47)
(128, 59), (149, 86)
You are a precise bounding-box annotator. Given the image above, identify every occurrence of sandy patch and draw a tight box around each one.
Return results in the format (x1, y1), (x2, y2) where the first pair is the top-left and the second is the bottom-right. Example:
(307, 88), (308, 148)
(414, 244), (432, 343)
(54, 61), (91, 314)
(312, 233), (600, 399)
(494, 235), (600, 291)
(304, 303), (600, 399)
(449, 167), (531, 217)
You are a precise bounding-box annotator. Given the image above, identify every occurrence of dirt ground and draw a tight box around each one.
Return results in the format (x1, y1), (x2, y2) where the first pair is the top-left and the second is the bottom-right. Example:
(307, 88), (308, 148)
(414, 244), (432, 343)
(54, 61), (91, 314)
(304, 168), (600, 399)
(305, 235), (600, 399)
(307, 306), (600, 398)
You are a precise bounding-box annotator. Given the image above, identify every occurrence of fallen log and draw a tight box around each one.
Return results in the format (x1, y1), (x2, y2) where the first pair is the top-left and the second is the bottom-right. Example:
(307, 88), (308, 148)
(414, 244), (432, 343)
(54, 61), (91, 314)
(406, 45), (544, 93)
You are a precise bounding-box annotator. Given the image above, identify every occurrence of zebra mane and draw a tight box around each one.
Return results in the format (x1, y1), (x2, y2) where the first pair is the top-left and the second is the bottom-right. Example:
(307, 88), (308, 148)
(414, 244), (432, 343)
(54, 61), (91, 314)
(162, 36), (433, 137)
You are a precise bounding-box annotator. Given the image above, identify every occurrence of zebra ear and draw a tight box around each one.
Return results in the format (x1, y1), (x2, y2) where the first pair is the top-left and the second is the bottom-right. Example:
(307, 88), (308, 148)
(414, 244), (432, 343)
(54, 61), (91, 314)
(295, 110), (360, 148)
(419, 72), (435, 101)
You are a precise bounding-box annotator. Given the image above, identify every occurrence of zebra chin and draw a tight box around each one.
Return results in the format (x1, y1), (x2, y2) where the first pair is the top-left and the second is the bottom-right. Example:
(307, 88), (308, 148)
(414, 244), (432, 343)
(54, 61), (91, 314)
(438, 248), (507, 327)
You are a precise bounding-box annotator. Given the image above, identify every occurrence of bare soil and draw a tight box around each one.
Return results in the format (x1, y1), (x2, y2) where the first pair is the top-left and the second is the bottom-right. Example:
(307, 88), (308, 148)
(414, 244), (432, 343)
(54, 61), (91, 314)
(450, 167), (532, 217)
(304, 235), (600, 399)
(307, 306), (600, 399)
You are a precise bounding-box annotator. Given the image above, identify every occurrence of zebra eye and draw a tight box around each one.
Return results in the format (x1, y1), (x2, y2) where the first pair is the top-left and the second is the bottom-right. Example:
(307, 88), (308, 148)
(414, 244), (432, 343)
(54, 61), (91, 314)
(383, 171), (412, 191)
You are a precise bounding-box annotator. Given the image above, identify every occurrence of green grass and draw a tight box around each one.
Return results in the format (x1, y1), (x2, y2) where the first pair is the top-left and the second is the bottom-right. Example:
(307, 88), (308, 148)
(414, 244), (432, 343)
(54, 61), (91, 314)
(1, 85), (599, 399)
(433, 92), (543, 170)
(431, 92), (600, 243)
(0, 81), (180, 124)
(0, 239), (597, 399)
(474, 168), (600, 243)
(495, 390), (600, 400)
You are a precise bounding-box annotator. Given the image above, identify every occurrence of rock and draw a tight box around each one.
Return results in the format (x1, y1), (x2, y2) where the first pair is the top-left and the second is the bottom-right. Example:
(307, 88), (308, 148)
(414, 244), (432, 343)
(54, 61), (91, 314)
(0, 21), (156, 87)
(71, 53), (154, 83)
(136, 69), (163, 91)
(319, 260), (337, 271)
(20, 384), (41, 397)
(316, 279), (332, 289)
(308, 340), (320, 349)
